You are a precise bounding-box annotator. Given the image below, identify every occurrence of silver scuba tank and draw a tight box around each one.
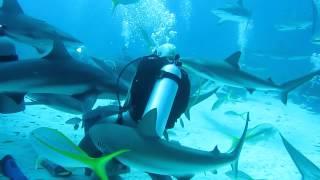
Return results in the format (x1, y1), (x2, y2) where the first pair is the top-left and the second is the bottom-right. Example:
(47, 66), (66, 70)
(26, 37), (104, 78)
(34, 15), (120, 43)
(142, 63), (182, 137)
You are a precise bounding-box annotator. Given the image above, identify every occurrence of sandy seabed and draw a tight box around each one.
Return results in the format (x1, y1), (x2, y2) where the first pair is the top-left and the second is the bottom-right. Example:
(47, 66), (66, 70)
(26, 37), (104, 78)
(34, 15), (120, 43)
(0, 91), (319, 180)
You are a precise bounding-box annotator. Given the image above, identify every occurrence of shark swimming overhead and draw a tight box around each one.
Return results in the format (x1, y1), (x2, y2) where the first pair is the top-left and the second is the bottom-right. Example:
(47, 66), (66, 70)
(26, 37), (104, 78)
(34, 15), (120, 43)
(89, 109), (249, 177)
(0, 0), (83, 53)
(182, 52), (320, 104)
(274, 20), (312, 32)
(0, 39), (128, 103)
(211, 0), (251, 24)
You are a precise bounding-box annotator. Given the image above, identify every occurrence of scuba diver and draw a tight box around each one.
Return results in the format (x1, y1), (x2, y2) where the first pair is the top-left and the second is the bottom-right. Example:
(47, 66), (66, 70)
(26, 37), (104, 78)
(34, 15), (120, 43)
(79, 43), (191, 179)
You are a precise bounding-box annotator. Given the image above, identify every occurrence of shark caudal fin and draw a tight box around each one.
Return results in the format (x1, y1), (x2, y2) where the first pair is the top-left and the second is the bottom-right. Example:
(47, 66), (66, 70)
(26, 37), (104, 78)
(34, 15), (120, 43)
(280, 134), (320, 179)
(227, 112), (250, 178)
(30, 127), (129, 180)
(280, 70), (320, 105)
(111, 0), (120, 14)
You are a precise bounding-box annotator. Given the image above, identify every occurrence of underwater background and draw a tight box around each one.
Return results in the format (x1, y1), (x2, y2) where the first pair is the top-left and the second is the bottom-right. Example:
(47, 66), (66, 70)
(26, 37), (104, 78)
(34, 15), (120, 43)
(0, 0), (320, 179)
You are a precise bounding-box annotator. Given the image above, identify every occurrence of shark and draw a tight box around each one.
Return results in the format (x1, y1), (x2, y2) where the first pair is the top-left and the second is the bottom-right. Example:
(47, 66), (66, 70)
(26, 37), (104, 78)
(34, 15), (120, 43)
(0, 39), (128, 106)
(182, 51), (320, 104)
(280, 134), (320, 179)
(275, 20), (312, 32)
(0, 0), (83, 53)
(211, 0), (251, 24)
(89, 109), (249, 178)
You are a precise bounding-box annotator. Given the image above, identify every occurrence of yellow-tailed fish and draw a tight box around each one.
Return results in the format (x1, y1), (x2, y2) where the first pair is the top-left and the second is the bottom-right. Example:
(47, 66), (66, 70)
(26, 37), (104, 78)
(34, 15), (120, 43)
(30, 127), (129, 180)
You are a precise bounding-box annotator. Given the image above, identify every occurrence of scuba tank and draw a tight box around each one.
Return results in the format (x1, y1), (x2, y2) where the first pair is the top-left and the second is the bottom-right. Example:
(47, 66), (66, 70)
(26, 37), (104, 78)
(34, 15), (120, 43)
(143, 57), (182, 137)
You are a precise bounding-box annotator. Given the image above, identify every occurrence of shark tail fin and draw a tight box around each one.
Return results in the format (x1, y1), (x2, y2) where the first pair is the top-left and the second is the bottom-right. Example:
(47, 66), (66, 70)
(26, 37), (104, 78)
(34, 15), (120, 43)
(227, 112), (249, 177)
(280, 70), (320, 105)
(88, 149), (130, 180)
(111, 0), (120, 14)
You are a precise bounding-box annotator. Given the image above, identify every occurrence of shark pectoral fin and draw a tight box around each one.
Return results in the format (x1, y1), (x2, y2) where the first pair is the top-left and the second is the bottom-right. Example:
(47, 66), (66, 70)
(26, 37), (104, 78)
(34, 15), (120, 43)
(43, 39), (73, 61)
(72, 91), (97, 113)
(184, 109), (191, 121)
(1, 0), (24, 14)
(138, 108), (158, 137)
(280, 91), (289, 105)
(225, 51), (241, 70)
(179, 118), (185, 128)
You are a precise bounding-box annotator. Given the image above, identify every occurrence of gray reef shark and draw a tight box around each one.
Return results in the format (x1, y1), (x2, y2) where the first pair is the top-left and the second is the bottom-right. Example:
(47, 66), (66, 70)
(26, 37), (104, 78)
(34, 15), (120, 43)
(280, 134), (320, 179)
(275, 20), (312, 32)
(211, 0), (251, 24)
(0, 39), (128, 106)
(182, 51), (320, 104)
(0, 0), (83, 53)
(89, 109), (249, 178)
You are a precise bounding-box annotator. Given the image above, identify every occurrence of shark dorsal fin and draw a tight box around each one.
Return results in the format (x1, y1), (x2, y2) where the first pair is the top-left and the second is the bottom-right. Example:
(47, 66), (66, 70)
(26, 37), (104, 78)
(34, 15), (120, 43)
(268, 77), (275, 85)
(138, 108), (158, 138)
(43, 39), (73, 61)
(225, 51), (241, 70)
(1, 0), (24, 14)
(211, 145), (221, 155)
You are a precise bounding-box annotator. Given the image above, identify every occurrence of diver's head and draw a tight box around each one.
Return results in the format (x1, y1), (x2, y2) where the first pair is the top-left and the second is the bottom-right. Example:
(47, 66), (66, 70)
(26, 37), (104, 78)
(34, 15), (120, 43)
(0, 38), (18, 62)
(155, 43), (177, 60)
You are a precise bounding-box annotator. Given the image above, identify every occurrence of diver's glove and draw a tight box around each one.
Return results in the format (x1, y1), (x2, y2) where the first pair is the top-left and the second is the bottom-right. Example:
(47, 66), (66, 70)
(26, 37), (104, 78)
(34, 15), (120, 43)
(1, 155), (28, 180)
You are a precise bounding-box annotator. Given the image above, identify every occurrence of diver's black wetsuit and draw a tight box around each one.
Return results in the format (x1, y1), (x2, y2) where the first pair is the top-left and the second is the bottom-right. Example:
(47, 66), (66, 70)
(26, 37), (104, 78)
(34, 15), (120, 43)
(126, 54), (190, 129)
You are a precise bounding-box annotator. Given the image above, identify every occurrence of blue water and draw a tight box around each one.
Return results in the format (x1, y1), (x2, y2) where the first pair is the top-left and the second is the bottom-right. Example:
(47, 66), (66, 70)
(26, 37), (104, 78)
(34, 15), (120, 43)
(1, 0), (320, 179)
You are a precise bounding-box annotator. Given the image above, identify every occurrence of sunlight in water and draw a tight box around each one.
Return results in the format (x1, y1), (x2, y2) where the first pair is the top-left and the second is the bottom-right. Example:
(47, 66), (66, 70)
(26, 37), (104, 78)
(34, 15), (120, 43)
(237, 21), (251, 52)
(180, 0), (192, 30)
(117, 0), (176, 50)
